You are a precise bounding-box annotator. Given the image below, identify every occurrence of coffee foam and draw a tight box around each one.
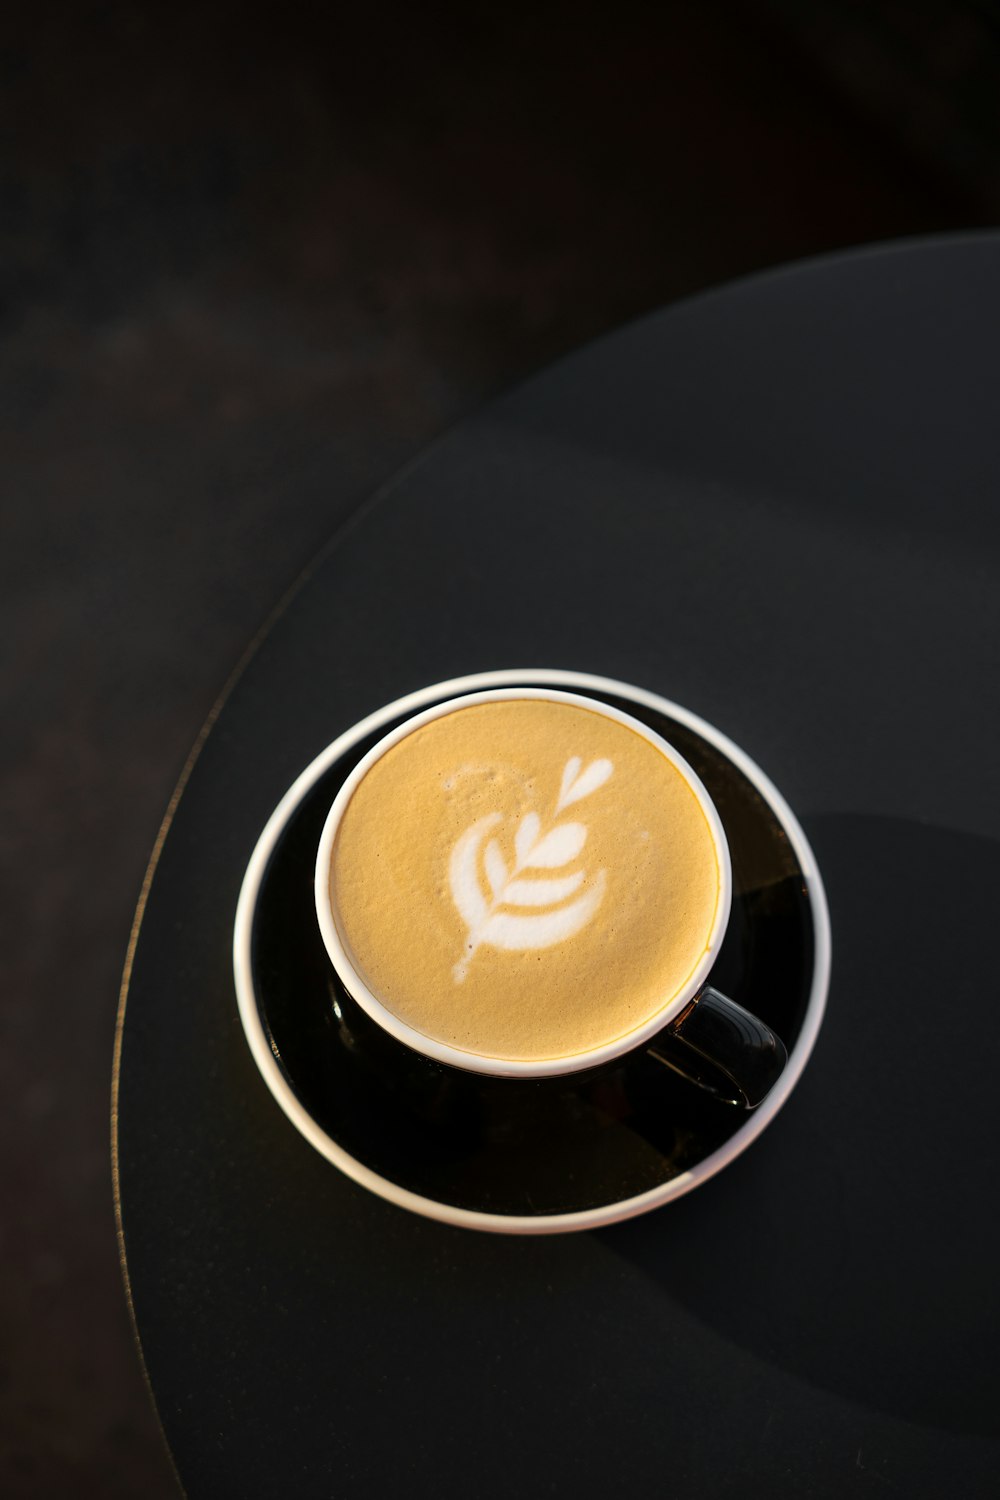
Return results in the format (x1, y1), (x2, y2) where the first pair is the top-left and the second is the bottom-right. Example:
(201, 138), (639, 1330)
(330, 699), (721, 1062)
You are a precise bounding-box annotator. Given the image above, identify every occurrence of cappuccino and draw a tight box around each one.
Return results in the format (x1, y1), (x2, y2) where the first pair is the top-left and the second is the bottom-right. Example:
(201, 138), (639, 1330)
(325, 697), (723, 1064)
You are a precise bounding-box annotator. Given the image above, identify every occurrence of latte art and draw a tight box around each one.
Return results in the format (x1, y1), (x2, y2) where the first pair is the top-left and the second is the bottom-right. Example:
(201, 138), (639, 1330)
(449, 755), (612, 981)
(327, 698), (723, 1063)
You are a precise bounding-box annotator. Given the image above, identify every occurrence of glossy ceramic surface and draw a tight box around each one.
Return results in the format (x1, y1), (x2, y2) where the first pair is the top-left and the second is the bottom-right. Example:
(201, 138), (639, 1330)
(235, 672), (829, 1229)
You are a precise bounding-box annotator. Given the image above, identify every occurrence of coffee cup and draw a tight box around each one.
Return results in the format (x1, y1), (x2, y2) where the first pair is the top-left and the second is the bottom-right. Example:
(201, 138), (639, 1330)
(314, 688), (785, 1106)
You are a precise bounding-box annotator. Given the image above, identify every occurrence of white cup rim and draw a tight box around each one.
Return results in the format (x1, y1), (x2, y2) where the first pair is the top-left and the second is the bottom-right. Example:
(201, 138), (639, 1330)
(314, 686), (733, 1078)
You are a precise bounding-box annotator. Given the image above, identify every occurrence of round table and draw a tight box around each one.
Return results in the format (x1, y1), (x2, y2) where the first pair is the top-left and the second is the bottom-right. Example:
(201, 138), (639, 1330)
(115, 235), (1000, 1497)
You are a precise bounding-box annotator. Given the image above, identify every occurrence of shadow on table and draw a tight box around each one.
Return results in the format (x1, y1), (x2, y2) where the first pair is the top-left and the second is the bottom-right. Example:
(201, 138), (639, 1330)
(599, 813), (1000, 1437)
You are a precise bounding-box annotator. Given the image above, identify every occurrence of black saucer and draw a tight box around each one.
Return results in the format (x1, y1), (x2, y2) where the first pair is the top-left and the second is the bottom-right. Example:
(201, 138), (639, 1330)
(234, 673), (829, 1231)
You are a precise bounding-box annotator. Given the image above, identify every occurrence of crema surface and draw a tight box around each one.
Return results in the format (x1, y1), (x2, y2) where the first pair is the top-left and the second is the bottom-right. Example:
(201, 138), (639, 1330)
(329, 700), (721, 1062)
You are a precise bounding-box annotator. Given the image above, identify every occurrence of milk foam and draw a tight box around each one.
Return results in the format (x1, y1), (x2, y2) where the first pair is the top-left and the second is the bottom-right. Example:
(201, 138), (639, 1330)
(330, 700), (722, 1063)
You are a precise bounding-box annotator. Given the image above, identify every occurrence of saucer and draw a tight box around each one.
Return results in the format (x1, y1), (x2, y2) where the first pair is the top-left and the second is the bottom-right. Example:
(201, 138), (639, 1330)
(234, 670), (830, 1234)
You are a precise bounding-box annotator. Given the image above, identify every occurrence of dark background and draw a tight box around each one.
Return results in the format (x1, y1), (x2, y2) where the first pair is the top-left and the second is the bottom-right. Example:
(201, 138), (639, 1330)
(2, 1), (998, 1493)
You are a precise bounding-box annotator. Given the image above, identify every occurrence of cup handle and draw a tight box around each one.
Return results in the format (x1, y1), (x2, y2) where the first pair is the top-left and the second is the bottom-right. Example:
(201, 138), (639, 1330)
(645, 987), (787, 1109)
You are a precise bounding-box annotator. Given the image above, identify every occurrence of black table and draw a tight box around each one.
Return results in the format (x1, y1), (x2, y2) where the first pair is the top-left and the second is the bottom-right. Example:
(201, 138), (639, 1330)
(115, 235), (1000, 1497)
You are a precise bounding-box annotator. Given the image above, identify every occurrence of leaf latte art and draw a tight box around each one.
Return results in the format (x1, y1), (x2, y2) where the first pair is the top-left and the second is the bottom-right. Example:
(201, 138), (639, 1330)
(449, 757), (613, 980)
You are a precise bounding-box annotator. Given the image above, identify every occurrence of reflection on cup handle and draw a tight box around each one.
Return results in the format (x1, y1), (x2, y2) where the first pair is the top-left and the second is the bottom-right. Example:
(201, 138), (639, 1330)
(646, 987), (787, 1110)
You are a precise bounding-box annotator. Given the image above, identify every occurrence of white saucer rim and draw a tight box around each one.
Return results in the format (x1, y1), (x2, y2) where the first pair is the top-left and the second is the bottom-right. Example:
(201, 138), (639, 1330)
(233, 669), (832, 1236)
